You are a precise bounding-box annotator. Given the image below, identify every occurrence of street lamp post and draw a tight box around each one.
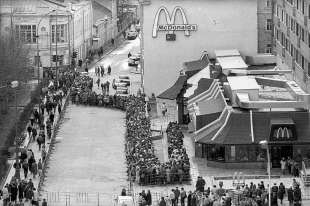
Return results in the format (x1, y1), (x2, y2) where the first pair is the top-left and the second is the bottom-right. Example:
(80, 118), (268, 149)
(260, 140), (271, 206)
(11, 81), (19, 163)
(36, 10), (56, 115)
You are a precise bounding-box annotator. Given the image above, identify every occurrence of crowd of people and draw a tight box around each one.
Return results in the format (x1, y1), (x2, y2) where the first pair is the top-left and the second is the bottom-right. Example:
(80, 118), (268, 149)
(134, 177), (302, 206)
(70, 74), (128, 110)
(0, 70), (75, 206)
(125, 97), (190, 186)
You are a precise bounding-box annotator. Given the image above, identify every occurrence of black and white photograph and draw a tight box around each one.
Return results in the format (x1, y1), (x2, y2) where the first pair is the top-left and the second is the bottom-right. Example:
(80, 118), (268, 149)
(0, 0), (309, 205)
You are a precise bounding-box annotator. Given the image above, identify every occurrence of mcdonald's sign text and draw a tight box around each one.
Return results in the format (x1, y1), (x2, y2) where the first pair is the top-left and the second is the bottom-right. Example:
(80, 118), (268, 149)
(152, 6), (197, 38)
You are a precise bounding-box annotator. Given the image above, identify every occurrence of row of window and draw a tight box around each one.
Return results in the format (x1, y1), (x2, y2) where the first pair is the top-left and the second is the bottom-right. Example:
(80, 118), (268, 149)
(276, 28), (310, 75)
(285, 0), (306, 15)
(276, 4), (309, 45)
(15, 24), (68, 44)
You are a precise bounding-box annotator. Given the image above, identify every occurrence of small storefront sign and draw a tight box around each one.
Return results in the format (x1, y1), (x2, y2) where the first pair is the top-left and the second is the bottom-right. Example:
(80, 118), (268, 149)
(269, 125), (297, 141)
(152, 6), (197, 38)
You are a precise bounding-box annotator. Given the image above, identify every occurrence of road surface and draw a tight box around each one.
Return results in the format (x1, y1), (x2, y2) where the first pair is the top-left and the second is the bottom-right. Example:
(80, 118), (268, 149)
(41, 37), (141, 206)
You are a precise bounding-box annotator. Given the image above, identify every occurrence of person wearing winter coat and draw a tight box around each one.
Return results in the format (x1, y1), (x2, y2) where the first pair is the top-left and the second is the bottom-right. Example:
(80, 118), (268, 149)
(31, 161), (38, 179)
(287, 187), (294, 206)
(278, 182), (286, 204)
(159, 197), (166, 206)
(145, 190), (152, 206)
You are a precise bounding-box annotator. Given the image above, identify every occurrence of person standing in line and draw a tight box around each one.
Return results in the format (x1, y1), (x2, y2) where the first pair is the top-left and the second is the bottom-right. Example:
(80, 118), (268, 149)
(180, 188), (187, 206)
(287, 186), (294, 206)
(38, 159), (43, 177)
(174, 187), (180, 206)
(108, 65), (111, 75)
(145, 190), (152, 206)
(106, 81), (110, 94)
(159, 197), (166, 206)
(57, 102), (62, 115)
(22, 159), (29, 179)
(280, 158), (286, 175)
(187, 191), (192, 206)
(278, 182), (286, 205)
(100, 65), (105, 77)
(96, 78), (100, 89)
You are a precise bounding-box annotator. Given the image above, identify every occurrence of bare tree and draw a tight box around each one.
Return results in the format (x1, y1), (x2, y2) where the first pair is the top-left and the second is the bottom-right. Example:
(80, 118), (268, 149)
(0, 35), (33, 84)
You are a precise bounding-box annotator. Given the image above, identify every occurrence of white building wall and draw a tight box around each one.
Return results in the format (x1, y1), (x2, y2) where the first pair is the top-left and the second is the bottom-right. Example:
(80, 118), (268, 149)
(0, 0), (93, 69)
(142, 0), (258, 95)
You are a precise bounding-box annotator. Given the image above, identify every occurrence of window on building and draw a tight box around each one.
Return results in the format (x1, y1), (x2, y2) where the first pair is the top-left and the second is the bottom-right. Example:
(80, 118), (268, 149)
(281, 10), (285, 22)
(276, 29), (280, 40)
(291, 18), (295, 32)
(277, 5), (280, 17)
(287, 0), (293, 5)
(302, 28), (305, 41)
(285, 38), (289, 50)
(308, 63), (310, 75)
(286, 13), (289, 27)
(308, 33), (310, 47)
(266, 44), (272, 53)
(302, 55), (305, 69)
(302, 0), (305, 14)
(267, 0), (271, 7)
(281, 32), (285, 45)
(290, 43), (294, 56)
(296, 49), (300, 64)
(51, 24), (68, 43)
(296, 23), (300, 36)
(297, 0), (300, 10)
(309, 5), (310, 19)
(15, 25), (37, 43)
(266, 19), (272, 30)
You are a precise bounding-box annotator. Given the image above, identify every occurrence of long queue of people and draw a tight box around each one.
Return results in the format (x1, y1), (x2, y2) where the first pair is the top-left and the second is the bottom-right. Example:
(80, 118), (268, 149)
(125, 97), (191, 186)
(70, 75), (128, 110)
(0, 70), (75, 206)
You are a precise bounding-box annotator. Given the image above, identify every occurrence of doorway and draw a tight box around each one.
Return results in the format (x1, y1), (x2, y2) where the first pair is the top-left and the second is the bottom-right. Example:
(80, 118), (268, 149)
(271, 145), (293, 168)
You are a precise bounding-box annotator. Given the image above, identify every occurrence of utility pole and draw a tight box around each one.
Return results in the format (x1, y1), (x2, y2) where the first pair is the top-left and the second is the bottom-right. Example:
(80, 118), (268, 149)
(55, 10), (58, 84)
(139, 0), (144, 93)
(67, 14), (71, 68)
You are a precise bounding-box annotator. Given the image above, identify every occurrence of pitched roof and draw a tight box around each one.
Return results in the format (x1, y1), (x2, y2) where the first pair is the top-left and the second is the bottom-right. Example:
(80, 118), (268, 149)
(157, 75), (187, 100)
(212, 112), (252, 144)
(183, 58), (209, 73)
(197, 110), (310, 145)
(188, 78), (214, 100)
(253, 111), (310, 143)
(196, 112), (221, 131)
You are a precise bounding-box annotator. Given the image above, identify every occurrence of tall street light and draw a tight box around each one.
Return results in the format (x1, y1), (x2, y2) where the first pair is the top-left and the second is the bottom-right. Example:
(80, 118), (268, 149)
(36, 9), (56, 115)
(259, 140), (271, 206)
(11, 81), (19, 164)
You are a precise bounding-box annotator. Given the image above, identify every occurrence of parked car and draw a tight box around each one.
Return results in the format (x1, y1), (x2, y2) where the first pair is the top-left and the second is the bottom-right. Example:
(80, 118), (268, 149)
(128, 55), (140, 66)
(127, 30), (138, 40)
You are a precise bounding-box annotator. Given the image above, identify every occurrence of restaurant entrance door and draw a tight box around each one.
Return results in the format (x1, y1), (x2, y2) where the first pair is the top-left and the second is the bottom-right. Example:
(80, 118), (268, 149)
(271, 145), (293, 168)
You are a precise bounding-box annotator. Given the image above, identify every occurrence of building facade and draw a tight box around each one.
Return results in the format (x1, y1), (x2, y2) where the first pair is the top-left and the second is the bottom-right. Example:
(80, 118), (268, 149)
(0, 0), (92, 73)
(141, 0), (273, 96)
(258, 0), (274, 53)
(274, 0), (310, 92)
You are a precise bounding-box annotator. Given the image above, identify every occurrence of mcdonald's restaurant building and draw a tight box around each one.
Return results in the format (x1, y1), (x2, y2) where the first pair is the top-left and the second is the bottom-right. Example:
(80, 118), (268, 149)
(141, 0), (273, 96)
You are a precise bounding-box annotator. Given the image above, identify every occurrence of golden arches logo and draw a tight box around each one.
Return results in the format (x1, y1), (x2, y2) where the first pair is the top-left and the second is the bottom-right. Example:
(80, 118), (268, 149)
(276, 127), (291, 139)
(152, 6), (197, 38)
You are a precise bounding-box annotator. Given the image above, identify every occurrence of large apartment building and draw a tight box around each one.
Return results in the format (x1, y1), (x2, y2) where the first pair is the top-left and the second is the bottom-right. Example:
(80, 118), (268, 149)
(274, 0), (310, 91)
